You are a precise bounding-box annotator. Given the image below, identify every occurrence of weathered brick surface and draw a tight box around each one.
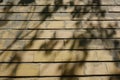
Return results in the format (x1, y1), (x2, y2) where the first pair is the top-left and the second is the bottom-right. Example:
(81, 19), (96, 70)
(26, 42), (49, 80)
(0, 0), (120, 80)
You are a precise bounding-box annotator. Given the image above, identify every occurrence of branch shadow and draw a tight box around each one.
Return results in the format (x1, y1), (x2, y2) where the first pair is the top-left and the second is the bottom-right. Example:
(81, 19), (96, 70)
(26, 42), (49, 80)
(0, 0), (119, 80)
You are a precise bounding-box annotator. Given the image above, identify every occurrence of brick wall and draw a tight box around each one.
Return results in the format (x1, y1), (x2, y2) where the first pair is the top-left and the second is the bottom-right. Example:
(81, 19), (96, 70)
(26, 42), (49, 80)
(0, 0), (120, 80)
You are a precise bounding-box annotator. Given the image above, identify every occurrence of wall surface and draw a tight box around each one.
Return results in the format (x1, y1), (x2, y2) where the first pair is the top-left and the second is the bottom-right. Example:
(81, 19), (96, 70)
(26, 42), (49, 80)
(0, 0), (120, 80)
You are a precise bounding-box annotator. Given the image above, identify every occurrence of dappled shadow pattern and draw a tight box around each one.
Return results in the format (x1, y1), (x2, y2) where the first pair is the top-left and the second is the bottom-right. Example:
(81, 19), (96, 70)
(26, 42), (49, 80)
(0, 0), (119, 80)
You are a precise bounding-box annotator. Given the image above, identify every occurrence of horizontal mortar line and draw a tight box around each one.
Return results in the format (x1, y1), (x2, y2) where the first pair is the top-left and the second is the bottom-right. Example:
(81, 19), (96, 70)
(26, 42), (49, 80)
(0, 74), (120, 78)
(0, 60), (120, 63)
(0, 11), (120, 13)
(0, 49), (120, 51)
(0, 19), (120, 21)
(0, 28), (119, 30)
(0, 5), (120, 6)
(0, 38), (120, 40)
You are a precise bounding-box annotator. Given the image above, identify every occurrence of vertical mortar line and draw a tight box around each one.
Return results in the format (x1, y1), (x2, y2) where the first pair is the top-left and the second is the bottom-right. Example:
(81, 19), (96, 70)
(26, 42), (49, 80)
(43, 21), (49, 57)
(32, 3), (38, 76)
(63, 20), (66, 51)
(101, 39), (110, 79)
(54, 30), (57, 61)
(105, 0), (117, 77)
(82, 20), (87, 76)
(83, 50), (87, 75)
(64, 20), (66, 29)
(100, 0), (111, 75)
(102, 39), (110, 79)
(113, 0), (119, 30)
(97, 8), (106, 78)
(80, 20), (85, 76)
(94, 40), (103, 80)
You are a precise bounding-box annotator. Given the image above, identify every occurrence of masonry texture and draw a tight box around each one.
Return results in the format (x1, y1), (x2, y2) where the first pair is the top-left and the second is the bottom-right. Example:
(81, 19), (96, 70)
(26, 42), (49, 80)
(0, 0), (120, 80)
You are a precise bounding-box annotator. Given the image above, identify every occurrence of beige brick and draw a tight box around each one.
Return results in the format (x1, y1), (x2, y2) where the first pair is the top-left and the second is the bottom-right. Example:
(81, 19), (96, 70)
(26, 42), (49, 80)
(56, 30), (74, 38)
(16, 64), (40, 76)
(85, 63), (108, 75)
(46, 40), (64, 49)
(20, 51), (34, 62)
(47, 21), (64, 28)
(52, 13), (71, 20)
(40, 63), (63, 76)
(0, 51), (34, 62)
(38, 78), (59, 80)
(34, 51), (56, 62)
(6, 78), (36, 80)
(0, 64), (19, 76)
